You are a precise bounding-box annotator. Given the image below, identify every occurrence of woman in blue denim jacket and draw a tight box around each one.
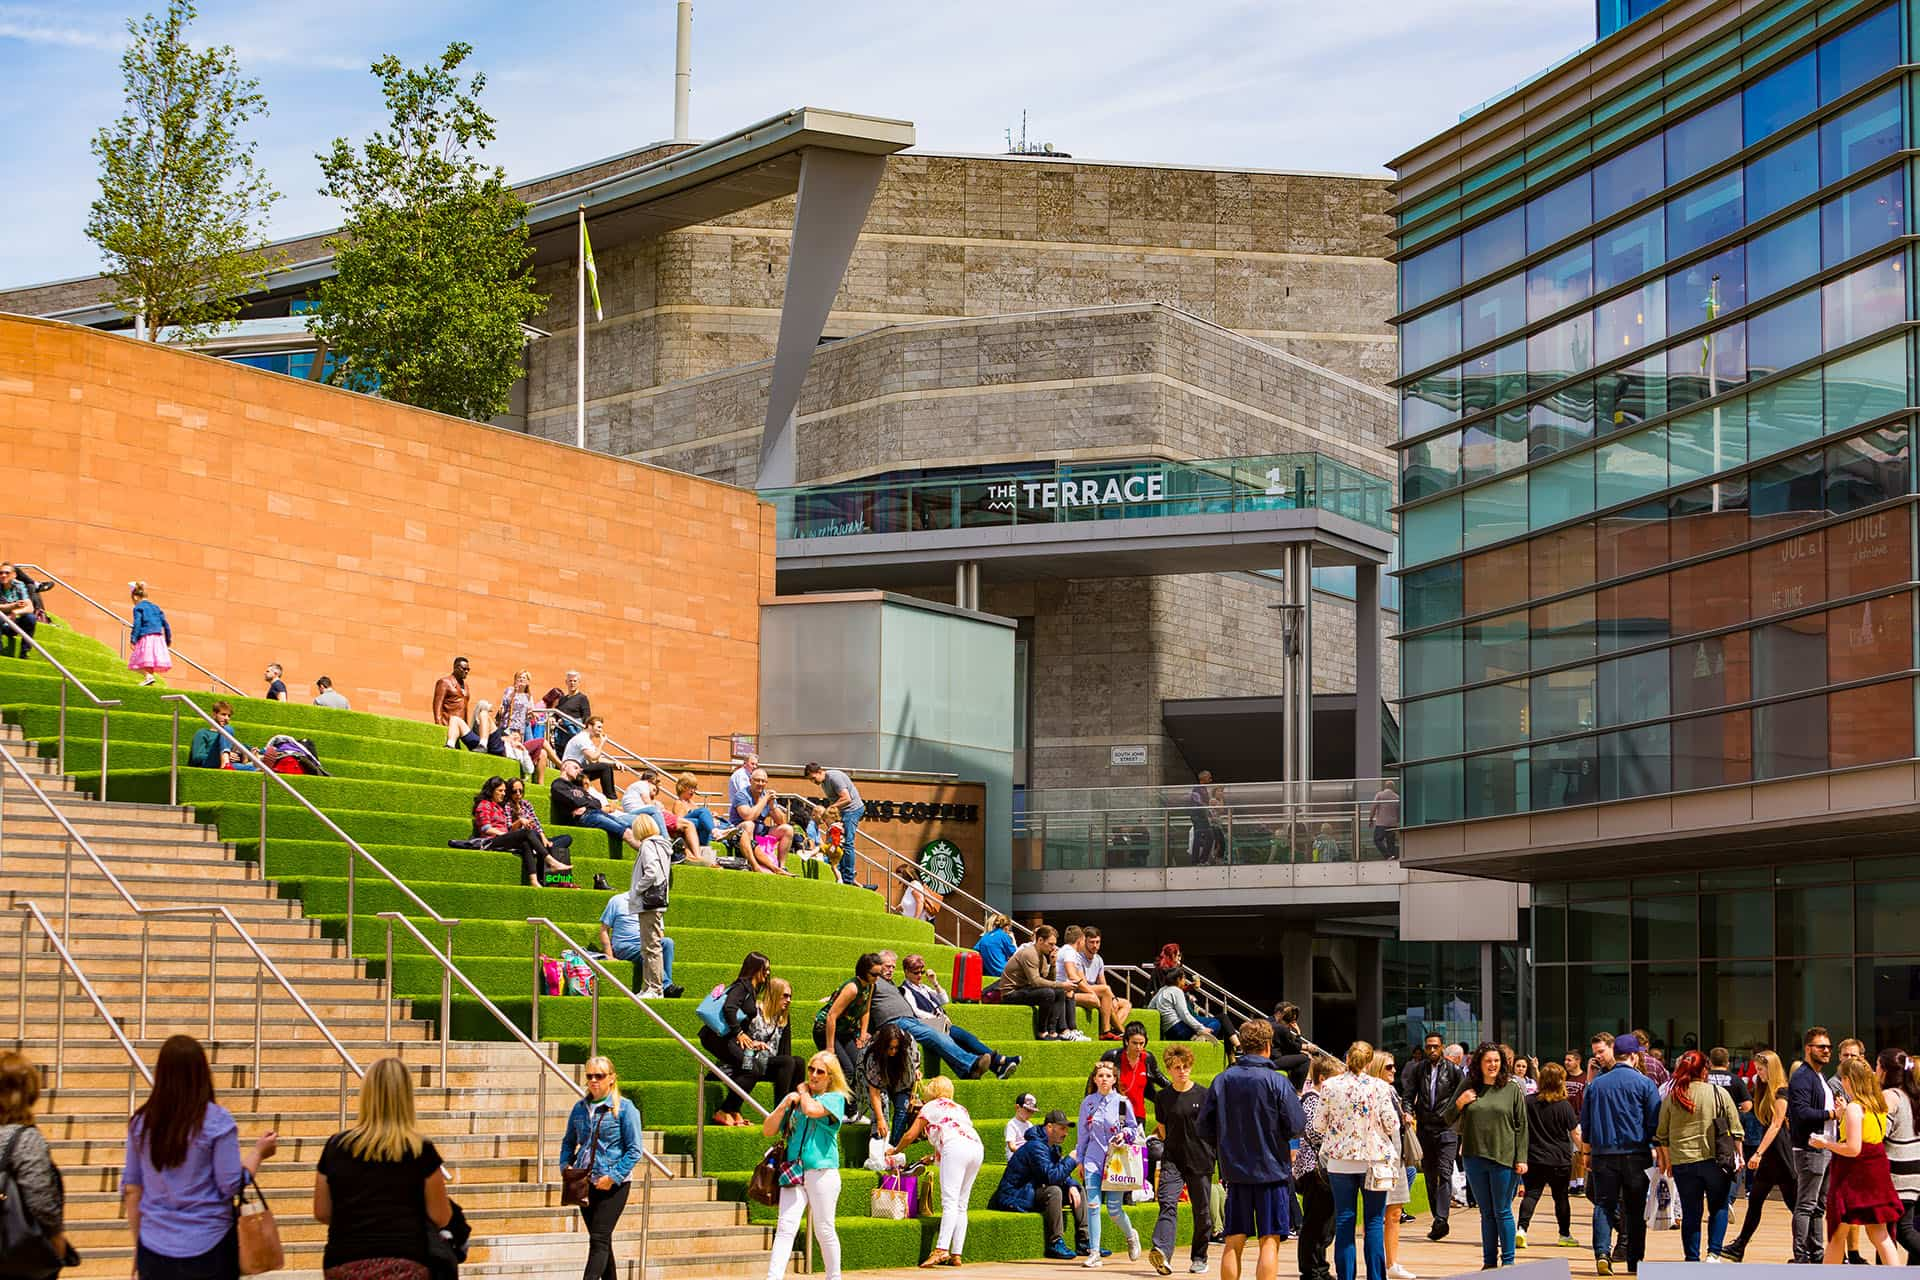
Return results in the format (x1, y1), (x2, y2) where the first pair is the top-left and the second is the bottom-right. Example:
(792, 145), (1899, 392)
(1077, 1060), (1145, 1264)
(558, 1056), (643, 1280)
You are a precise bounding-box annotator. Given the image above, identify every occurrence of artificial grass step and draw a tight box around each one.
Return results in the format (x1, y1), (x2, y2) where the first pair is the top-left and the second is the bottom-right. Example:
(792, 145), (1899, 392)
(112, 765), (500, 814)
(48, 736), (504, 793)
(259, 841), (894, 913)
(0, 660), (448, 746)
(9, 704), (506, 778)
(280, 875), (940, 944)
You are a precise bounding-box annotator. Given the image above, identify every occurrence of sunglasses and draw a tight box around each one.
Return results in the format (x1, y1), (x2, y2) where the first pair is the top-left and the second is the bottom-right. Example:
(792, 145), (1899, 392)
(807, 1066), (829, 1075)
(585, 1072), (608, 1081)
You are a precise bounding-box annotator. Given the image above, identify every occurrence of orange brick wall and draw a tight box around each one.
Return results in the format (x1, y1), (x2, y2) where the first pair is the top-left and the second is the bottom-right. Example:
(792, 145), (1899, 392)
(0, 315), (774, 756)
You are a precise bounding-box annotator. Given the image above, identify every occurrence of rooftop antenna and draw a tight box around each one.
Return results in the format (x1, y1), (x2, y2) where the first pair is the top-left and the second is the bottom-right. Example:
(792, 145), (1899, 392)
(674, 1), (693, 141)
(1004, 108), (1070, 157)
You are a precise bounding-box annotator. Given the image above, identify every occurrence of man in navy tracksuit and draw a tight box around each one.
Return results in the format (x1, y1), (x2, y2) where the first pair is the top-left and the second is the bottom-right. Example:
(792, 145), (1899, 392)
(1786, 1026), (1839, 1263)
(1581, 1033), (1662, 1274)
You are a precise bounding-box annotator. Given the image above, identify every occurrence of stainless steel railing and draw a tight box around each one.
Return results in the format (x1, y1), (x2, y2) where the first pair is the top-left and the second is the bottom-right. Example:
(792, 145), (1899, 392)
(12, 564), (247, 696)
(526, 917), (770, 1177)
(380, 914), (677, 1280)
(162, 694), (458, 957)
(0, 613), (119, 800)
(15, 901), (155, 1106)
(0, 738), (364, 1120)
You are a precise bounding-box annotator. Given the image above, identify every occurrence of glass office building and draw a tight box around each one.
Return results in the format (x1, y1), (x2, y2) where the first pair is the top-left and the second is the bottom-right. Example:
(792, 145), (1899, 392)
(1391, 0), (1920, 1051)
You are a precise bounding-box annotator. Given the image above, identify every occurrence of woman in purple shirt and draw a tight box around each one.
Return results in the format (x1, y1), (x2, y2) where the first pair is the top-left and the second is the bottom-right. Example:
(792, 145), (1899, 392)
(123, 1036), (277, 1280)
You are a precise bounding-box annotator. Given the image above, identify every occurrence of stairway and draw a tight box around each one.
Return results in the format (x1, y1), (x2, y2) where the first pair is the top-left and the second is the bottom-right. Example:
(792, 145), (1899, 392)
(0, 721), (776, 1280)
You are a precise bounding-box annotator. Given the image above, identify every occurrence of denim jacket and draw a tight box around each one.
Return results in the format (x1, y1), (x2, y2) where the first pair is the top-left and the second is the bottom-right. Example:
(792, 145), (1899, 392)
(560, 1095), (642, 1184)
(130, 600), (171, 644)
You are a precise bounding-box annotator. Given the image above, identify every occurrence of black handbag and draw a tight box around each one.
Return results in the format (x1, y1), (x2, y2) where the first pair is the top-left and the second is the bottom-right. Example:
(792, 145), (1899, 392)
(0, 1126), (66, 1278)
(561, 1109), (602, 1208)
(424, 1200), (469, 1280)
(1712, 1085), (1741, 1176)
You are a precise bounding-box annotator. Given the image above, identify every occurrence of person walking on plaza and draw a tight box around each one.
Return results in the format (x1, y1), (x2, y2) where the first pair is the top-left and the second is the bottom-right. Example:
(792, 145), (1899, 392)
(559, 1055), (643, 1280)
(762, 1052), (849, 1280)
(1444, 1042), (1528, 1270)
(1198, 1019), (1307, 1280)
(1295, 1053), (1343, 1280)
(1809, 1053), (1905, 1264)
(1582, 1033), (1661, 1274)
(1790, 1026), (1841, 1262)
(882, 1076), (985, 1269)
(1314, 1041), (1402, 1280)
(1654, 1049), (1742, 1262)
(802, 762), (865, 885)
(0, 1050), (70, 1279)
(122, 1035), (277, 1280)
(1879, 1050), (1920, 1263)
(1518, 1061), (1580, 1249)
(1400, 1031), (1464, 1242)
(127, 581), (173, 686)
(1364, 1050), (1418, 1279)
(316, 1057), (453, 1280)
(1147, 1042), (1215, 1277)
(1722, 1049), (1793, 1262)
(1077, 1060), (1146, 1267)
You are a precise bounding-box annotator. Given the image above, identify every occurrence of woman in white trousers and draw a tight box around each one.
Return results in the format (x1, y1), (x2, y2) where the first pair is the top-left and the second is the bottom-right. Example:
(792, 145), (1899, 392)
(885, 1076), (987, 1267)
(762, 1051), (849, 1280)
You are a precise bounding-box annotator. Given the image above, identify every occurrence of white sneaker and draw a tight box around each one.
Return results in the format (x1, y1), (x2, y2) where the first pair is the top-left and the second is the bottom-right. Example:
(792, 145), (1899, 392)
(1131, 1187), (1154, 1203)
(1128, 1232), (1143, 1261)
(1389, 1265), (1417, 1280)
(1085, 1256), (1103, 1268)
(1516, 1230), (1528, 1250)
(1188, 1264), (1209, 1276)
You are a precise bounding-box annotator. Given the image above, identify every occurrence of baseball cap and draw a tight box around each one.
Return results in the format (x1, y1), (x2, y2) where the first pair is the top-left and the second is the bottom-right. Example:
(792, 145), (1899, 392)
(1044, 1109), (1070, 1127)
(1013, 1092), (1039, 1113)
(1614, 1033), (1642, 1055)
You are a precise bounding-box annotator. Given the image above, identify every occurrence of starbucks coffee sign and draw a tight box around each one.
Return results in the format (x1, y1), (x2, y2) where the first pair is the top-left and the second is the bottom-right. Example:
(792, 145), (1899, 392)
(919, 839), (965, 894)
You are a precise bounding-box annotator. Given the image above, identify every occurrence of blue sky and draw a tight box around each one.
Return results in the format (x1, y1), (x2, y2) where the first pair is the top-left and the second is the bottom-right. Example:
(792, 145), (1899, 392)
(0, 0), (1593, 289)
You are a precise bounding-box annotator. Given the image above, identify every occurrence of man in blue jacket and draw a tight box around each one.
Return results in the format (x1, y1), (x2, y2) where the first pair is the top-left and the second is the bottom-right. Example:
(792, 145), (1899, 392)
(1197, 1019), (1306, 1280)
(988, 1110), (1088, 1260)
(1580, 1033), (1662, 1274)
(1786, 1025), (1838, 1262)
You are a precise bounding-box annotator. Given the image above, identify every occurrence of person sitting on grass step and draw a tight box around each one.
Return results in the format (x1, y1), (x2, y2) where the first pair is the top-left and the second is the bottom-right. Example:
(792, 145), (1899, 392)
(989, 1106), (1091, 1261)
(471, 775), (573, 887)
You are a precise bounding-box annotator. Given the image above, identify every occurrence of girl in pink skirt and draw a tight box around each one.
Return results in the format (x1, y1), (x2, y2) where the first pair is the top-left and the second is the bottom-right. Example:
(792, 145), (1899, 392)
(127, 581), (173, 686)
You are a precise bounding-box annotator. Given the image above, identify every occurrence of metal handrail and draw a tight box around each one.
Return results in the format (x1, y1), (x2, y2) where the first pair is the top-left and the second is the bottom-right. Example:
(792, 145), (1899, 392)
(526, 917), (769, 1178)
(380, 912), (675, 1279)
(16, 901), (155, 1102)
(13, 564), (246, 696)
(1104, 962), (1265, 1034)
(0, 613), (119, 799)
(0, 739), (362, 1120)
(162, 694), (457, 951)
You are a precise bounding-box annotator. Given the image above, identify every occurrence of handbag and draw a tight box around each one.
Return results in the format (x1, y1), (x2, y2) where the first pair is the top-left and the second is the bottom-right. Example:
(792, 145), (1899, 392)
(1102, 1137), (1145, 1192)
(1400, 1114), (1423, 1166)
(1364, 1162), (1398, 1192)
(870, 1170), (919, 1219)
(0, 1127), (65, 1279)
(698, 986), (735, 1036)
(561, 1107), (602, 1208)
(234, 1173), (285, 1275)
(1712, 1085), (1741, 1176)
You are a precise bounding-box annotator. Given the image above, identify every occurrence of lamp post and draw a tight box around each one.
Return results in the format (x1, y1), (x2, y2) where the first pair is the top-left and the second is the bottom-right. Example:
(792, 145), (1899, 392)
(1270, 600), (1303, 797)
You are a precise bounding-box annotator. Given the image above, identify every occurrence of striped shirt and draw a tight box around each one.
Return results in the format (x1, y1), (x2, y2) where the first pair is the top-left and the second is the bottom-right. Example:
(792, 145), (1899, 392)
(1887, 1089), (1920, 1200)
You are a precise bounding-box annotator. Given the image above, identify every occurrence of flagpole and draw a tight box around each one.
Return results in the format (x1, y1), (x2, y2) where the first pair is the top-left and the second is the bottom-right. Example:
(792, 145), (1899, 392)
(576, 205), (587, 450)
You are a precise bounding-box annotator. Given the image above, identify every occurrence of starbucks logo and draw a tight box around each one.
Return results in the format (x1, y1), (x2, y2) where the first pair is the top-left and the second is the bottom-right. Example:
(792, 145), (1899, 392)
(919, 839), (965, 894)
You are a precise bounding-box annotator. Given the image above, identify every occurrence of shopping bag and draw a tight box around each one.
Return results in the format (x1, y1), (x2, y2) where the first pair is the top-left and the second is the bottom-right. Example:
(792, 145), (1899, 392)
(949, 951), (982, 1002)
(871, 1171), (920, 1218)
(561, 950), (595, 997)
(537, 955), (565, 997)
(1102, 1138), (1145, 1192)
(235, 1175), (285, 1275)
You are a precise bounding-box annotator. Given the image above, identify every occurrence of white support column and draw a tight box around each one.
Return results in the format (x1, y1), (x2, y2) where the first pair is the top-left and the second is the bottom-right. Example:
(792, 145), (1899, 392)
(1355, 561), (1382, 782)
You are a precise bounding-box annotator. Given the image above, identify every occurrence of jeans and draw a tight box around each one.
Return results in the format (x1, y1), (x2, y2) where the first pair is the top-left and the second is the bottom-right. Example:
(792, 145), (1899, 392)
(1153, 1155), (1213, 1264)
(1297, 1169), (1334, 1280)
(615, 936), (674, 988)
(1791, 1146), (1832, 1263)
(1371, 825), (1397, 857)
(1897, 1196), (1920, 1264)
(1518, 1164), (1572, 1237)
(1463, 1155), (1518, 1267)
(1671, 1158), (1733, 1261)
(1163, 1015), (1223, 1041)
(135, 1229), (239, 1280)
(1328, 1171), (1387, 1280)
(576, 808), (637, 838)
(2, 613), (35, 658)
(838, 802), (864, 884)
(893, 1015), (983, 1076)
(1085, 1165), (1135, 1257)
(1588, 1151), (1651, 1264)
(767, 1168), (840, 1280)
(682, 805), (717, 845)
(1418, 1126), (1459, 1230)
(580, 1179), (630, 1280)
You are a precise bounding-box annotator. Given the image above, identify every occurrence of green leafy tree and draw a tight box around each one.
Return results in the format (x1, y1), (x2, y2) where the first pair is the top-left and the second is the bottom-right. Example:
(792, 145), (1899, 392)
(312, 43), (542, 420)
(86, 0), (280, 341)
